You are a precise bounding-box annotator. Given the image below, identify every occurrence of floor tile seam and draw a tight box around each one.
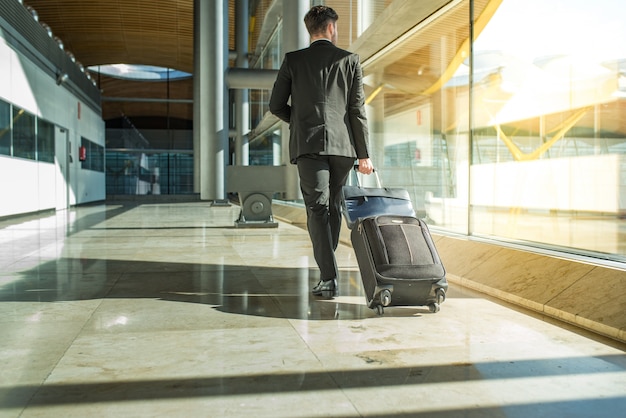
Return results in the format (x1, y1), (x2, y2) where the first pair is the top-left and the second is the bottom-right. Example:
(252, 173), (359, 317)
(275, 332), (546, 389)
(0, 248), (47, 273)
(65, 271), (127, 338)
(18, 289), (117, 413)
(281, 289), (367, 408)
(285, 316), (356, 404)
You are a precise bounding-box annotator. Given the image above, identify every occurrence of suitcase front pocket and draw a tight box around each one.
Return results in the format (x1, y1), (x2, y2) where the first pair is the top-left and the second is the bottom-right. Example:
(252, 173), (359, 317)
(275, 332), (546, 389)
(372, 217), (444, 280)
(378, 223), (434, 266)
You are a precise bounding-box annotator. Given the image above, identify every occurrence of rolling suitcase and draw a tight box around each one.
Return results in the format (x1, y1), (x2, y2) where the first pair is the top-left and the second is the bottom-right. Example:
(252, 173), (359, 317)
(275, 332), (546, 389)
(351, 215), (448, 315)
(342, 169), (447, 315)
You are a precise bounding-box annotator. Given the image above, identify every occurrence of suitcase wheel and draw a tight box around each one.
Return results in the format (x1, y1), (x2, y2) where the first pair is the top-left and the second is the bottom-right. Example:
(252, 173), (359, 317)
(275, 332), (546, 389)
(380, 289), (392, 307)
(374, 304), (384, 316)
(428, 303), (440, 313)
(436, 288), (446, 304)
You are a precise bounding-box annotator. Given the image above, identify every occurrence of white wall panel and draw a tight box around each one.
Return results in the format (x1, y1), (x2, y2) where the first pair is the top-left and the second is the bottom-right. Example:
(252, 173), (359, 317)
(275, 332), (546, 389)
(0, 26), (105, 218)
(0, 156), (39, 217)
(0, 38), (11, 101)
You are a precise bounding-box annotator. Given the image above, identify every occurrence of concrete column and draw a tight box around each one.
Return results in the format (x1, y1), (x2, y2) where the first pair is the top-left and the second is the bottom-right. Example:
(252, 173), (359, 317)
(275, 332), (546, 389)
(194, 0), (229, 200)
(235, 0), (250, 166)
(192, 0), (207, 194)
(281, 0), (309, 199)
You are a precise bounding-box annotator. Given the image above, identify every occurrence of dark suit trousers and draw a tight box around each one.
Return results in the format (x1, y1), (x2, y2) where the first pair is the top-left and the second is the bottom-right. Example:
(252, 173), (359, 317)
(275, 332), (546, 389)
(297, 154), (355, 281)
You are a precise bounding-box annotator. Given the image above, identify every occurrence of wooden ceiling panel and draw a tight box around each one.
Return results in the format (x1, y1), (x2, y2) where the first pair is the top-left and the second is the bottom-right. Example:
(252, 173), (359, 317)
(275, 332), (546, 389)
(25, 0), (195, 71)
(23, 0), (207, 124)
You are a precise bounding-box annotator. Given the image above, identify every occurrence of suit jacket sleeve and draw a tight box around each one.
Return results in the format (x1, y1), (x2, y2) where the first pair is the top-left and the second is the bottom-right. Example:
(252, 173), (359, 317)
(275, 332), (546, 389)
(269, 57), (291, 123)
(348, 56), (369, 159)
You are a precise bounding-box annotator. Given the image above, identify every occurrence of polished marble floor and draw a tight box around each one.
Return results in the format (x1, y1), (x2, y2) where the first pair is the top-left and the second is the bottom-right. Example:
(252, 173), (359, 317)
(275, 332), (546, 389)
(0, 202), (625, 418)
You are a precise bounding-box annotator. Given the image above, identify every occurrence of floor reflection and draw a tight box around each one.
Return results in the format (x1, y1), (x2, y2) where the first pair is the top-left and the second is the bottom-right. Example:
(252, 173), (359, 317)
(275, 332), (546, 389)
(1, 202), (625, 417)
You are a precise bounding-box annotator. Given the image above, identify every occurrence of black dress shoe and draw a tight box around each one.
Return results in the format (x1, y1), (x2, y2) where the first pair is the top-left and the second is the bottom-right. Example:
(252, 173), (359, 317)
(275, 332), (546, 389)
(312, 278), (337, 298)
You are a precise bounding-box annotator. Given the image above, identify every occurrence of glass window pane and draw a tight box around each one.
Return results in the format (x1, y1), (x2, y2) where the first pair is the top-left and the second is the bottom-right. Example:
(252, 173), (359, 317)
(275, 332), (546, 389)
(470, 0), (626, 260)
(105, 150), (193, 195)
(0, 100), (10, 156)
(81, 137), (104, 172)
(361, 0), (473, 231)
(37, 118), (55, 163)
(13, 108), (35, 160)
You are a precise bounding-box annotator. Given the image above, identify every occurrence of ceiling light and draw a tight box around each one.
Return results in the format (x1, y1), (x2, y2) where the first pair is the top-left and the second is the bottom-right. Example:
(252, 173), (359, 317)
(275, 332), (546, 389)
(56, 72), (68, 86)
(40, 22), (53, 37)
(25, 5), (38, 21)
(54, 36), (64, 50)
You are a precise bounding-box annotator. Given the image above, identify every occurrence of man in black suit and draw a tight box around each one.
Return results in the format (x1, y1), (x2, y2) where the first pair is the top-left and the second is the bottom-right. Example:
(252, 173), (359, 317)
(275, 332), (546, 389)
(270, 5), (373, 297)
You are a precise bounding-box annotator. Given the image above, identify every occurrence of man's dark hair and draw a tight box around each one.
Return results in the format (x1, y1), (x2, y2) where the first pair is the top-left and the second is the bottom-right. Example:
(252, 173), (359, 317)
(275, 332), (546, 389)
(304, 6), (338, 36)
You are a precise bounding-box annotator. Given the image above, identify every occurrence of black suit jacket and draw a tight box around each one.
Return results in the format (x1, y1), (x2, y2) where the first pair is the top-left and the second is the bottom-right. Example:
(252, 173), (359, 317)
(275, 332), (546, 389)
(269, 40), (370, 164)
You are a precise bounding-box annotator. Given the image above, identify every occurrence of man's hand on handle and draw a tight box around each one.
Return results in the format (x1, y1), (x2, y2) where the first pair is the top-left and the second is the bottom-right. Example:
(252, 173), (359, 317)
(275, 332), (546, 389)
(357, 158), (374, 175)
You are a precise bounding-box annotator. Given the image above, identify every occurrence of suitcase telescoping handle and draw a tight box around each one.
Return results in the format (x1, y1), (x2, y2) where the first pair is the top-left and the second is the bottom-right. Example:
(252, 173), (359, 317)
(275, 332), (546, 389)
(352, 165), (383, 188)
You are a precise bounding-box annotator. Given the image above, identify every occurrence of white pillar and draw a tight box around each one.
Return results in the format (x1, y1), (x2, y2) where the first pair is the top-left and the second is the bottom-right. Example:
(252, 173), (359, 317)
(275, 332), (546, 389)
(235, 0), (250, 166)
(192, 0), (208, 194)
(194, 0), (228, 200)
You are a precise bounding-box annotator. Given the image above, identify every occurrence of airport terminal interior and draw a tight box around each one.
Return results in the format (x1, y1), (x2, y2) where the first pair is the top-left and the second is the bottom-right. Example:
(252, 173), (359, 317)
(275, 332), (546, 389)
(1, 0), (626, 416)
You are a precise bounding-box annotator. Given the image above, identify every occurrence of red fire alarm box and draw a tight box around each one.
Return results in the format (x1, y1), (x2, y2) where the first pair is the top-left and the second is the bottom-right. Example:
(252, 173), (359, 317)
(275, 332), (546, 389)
(79, 145), (87, 161)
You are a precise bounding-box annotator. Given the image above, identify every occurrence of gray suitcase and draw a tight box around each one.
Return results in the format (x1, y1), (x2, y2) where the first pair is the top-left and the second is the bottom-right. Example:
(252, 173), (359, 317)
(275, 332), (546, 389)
(351, 214), (447, 315)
